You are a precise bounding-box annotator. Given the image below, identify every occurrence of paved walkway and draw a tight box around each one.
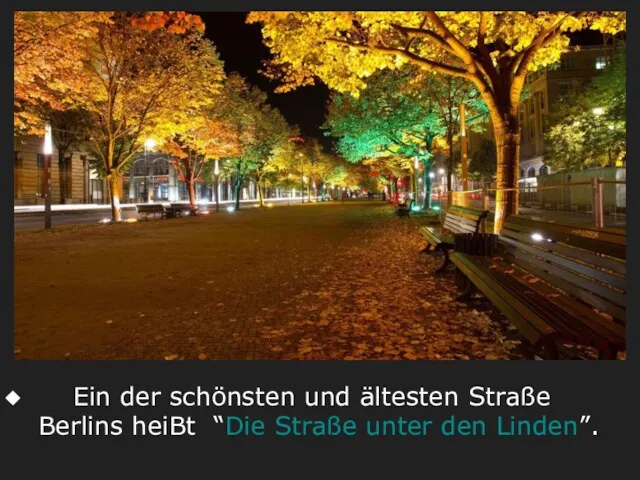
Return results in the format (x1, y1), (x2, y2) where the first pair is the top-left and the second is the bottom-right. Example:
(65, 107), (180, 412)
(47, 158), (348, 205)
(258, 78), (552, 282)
(15, 201), (526, 360)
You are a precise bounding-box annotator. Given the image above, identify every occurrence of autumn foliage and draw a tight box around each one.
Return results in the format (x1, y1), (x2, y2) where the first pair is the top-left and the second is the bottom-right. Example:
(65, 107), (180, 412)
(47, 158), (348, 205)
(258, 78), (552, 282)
(248, 11), (626, 231)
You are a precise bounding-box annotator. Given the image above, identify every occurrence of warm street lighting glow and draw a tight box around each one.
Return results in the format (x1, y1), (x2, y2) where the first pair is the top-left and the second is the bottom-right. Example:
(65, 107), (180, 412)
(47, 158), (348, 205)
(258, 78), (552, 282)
(592, 107), (605, 116)
(414, 157), (419, 169)
(43, 124), (53, 155)
(144, 138), (156, 149)
(438, 168), (445, 175)
(531, 233), (544, 242)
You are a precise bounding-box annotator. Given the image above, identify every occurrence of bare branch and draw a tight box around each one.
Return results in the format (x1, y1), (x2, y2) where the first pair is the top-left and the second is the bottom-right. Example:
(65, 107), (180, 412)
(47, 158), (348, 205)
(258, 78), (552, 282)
(390, 23), (455, 55)
(328, 38), (470, 79)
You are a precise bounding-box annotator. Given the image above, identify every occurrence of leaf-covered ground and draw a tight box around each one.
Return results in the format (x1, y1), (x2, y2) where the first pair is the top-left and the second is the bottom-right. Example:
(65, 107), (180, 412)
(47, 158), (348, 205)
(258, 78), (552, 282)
(13, 201), (596, 360)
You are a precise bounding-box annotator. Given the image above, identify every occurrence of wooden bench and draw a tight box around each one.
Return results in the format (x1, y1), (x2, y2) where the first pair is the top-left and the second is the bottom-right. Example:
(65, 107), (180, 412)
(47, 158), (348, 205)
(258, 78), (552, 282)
(418, 205), (489, 272)
(395, 199), (414, 217)
(136, 203), (166, 220)
(165, 203), (198, 218)
(450, 216), (626, 359)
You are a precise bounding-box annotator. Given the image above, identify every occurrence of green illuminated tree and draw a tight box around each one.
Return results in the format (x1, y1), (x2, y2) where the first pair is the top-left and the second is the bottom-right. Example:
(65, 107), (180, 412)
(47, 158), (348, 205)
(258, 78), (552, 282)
(326, 66), (483, 209)
(214, 74), (293, 210)
(249, 10), (626, 232)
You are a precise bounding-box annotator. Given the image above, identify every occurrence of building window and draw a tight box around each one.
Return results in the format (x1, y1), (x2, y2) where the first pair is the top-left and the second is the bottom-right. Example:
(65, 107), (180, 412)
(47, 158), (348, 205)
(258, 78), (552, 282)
(36, 154), (45, 197)
(595, 56), (607, 70)
(539, 165), (549, 176)
(14, 151), (22, 199)
(90, 179), (103, 203)
(559, 56), (574, 71)
(61, 156), (72, 199)
(527, 167), (536, 178)
(559, 83), (570, 96)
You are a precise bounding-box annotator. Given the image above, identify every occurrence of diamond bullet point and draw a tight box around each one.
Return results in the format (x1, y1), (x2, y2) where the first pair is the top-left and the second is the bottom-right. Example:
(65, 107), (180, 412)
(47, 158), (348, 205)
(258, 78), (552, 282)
(5, 391), (20, 406)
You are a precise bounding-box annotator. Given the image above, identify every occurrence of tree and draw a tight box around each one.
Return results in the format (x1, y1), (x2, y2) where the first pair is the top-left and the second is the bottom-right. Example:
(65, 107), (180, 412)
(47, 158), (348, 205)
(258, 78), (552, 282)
(61, 14), (223, 220)
(214, 74), (276, 211)
(248, 11), (626, 232)
(468, 138), (497, 183)
(13, 11), (204, 134)
(545, 49), (626, 171)
(13, 11), (112, 134)
(43, 108), (91, 204)
(250, 107), (292, 207)
(418, 74), (487, 199)
(325, 67), (442, 209)
(163, 100), (243, 209)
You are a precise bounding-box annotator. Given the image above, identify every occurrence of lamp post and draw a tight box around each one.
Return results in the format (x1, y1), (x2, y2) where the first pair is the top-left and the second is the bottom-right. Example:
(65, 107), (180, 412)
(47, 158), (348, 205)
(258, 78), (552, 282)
(43, 123), (53, 230)
(214, 159), (220, 213)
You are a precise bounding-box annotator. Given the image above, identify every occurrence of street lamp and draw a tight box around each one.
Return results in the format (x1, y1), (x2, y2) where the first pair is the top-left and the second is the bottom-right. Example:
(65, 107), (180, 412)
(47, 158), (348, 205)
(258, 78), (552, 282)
(43, 123), (53, 229)
(214, 159), (220, 213)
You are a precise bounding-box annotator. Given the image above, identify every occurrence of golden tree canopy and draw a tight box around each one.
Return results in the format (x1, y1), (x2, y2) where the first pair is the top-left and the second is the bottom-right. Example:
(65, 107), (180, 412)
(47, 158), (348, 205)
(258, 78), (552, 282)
(248, 11), (625, 103)
(13, 11), (112, 133)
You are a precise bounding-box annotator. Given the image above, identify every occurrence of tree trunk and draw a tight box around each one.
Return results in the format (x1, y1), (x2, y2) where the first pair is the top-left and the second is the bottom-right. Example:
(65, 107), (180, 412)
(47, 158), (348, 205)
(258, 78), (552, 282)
(234, 175), (243, 211)
(422, 160), (432, 210)
(257, 179), (265, 207)
(447, 130), (454, 206)
(392, 177), (399, 205)
(493, 116), (521, 234)
(187, 178), (197, 209)
(107, 170), (121, 222)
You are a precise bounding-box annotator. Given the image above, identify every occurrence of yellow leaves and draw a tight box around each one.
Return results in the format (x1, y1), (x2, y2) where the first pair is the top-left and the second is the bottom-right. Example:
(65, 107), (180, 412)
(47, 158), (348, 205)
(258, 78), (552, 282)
(249, 10), (626, 108)
(250, 210), (526, 361)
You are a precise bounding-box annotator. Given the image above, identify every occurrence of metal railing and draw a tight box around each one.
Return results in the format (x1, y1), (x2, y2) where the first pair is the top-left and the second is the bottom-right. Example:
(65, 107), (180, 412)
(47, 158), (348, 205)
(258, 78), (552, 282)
(449, 178), (626, 230)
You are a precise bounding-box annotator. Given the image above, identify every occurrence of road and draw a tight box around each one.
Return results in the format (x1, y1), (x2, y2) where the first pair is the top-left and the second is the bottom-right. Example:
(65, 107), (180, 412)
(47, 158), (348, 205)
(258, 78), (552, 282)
(15, 197), (625, 232)
(14, 201), (521, 360)
(14, 199), (309, 232)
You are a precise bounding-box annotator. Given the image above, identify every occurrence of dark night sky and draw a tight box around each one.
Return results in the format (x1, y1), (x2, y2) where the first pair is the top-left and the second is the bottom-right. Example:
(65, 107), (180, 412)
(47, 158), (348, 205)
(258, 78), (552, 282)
(196, 12), (606, 150)
(196, 12), (332, 148)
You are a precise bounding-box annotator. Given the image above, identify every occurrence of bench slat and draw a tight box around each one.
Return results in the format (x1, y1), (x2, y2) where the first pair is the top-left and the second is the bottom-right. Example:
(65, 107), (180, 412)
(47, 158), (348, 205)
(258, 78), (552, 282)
(500, 236), (625, 292)
(488, 257), (625, 348)
(450, 252), (556, 345)
(504, 217), (626, 259)
(445, 214), (478, 228)
(504, 245), (626, 311)
(501, 227), (626, 276)
(505, 251), (626, 322)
